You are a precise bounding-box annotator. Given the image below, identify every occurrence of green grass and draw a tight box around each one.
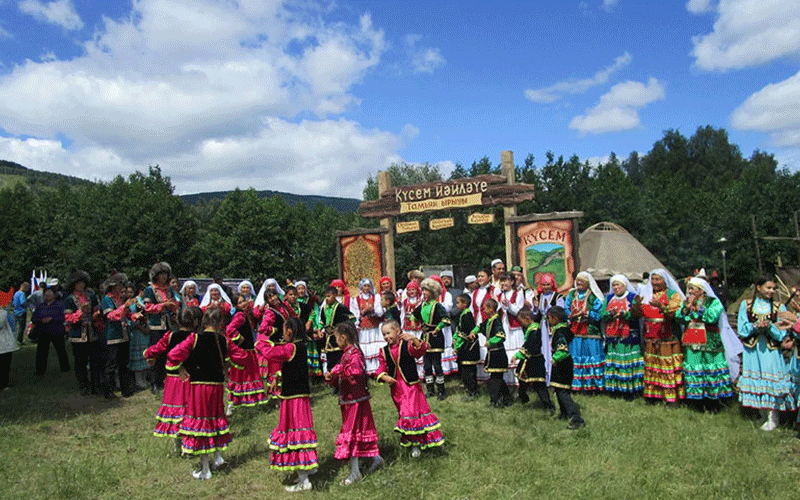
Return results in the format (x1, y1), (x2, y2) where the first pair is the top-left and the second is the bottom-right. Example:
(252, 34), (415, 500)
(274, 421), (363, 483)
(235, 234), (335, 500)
(2, 345), (799, 500)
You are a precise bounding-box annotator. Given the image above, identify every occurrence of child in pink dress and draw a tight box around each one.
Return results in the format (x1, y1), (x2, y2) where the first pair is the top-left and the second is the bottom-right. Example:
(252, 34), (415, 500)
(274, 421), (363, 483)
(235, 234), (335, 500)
(225, 294), (268, 415)
(258, 317), (319, 492)
(376, 320), (444, 458)
(325, 322), (383, 485)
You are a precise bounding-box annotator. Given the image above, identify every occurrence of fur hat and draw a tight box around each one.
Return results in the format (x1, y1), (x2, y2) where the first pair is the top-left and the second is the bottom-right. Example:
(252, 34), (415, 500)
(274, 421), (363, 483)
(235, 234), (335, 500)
(103, 271), (129, 291)
(66, 270), (91, 294)
(420, 277), (442, 298)
(149, 262), (172, 282)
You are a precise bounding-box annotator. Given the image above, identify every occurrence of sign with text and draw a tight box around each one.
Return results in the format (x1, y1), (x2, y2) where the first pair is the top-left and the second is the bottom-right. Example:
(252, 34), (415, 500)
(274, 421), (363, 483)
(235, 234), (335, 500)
(508, 212), (582, 294)
(468, 212), (495, 224)
(396, 220), (421, 234)
(429, 217), (455, 230)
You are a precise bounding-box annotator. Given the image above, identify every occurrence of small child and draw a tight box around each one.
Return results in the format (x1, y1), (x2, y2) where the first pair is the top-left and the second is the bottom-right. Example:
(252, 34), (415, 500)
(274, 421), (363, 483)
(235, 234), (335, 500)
(414, 278), (451, 400)
(452, 294), (478, 400)
(316, 287), (355, 373)
(225, 294), (269, 415)
(547, 306), (585, 429)
(144, 306), (202, 448)
(376, 320), (444, 458)
(260, 317), (319, 492)
(381, 291), (400, 324)
(166, 307), (248, 479)
(325, 322), (383, 486)
(471, 298), (512, 407)
(515, 308), (556, 415)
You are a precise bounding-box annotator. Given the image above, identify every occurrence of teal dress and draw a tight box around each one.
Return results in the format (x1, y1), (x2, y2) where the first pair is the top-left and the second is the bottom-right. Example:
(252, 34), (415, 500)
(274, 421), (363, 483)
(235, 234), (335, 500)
(674, 296), (732, 400)
(737, 298), (795, 410)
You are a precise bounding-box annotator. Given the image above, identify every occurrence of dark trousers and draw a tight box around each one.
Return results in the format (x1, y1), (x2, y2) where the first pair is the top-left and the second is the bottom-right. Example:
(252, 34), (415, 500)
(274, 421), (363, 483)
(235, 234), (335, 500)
(459, 362), (478, 394)
(423, 352), (443, 382)
(35, 335), (70, 375)
(555, 388), (583, 423)
(489, 372), (511, 404)
(104, 342), (133, 397)
(518, 381), (555, 409)
(148, 330), (167, 389)
(0, 352), (12, 390)
(71, 341), (103, 393)
(15, 314), (26, 343)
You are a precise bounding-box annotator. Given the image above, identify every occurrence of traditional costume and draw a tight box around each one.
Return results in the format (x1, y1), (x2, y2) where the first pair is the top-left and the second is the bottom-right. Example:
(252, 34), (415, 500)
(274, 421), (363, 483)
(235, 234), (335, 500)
(256, 298), (291, 396)
(199, 284), (232, 316)
(600, 275), (644, 395)
(225, 308), (268, 408)
(101, 275), (135, 398)
(515, 321), (555, 412)
(564, 272), (604, 392)
(376, 339), (444, 451)
(401, 282), (423, 336)
(550, 322), (584, 427)
(180, 280), (200, 310)
(144, 328), (192, 437)
(64, 271), (103, 395)
(535, 274), (565, 383)
(355, 279), (385, 376)
(413, 278), (451, 399)
(318, 300), (355, 371)
(452, 307), (478, 397)
(639, 269), (685, 402)
(499, 284), (525, 386)
(143, 263), (179, 391)
(473, 312), (511, 406)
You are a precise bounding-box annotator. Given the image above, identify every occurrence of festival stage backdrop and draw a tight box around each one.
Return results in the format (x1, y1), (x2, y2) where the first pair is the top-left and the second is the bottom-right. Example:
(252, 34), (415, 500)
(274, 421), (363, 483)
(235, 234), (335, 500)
(508, 212), (582, 293)
(339, 232), (384, 298)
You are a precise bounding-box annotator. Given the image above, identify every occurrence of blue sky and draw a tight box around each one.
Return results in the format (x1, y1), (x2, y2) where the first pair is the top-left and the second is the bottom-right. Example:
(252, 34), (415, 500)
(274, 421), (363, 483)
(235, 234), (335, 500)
(0, 0), (797, 198)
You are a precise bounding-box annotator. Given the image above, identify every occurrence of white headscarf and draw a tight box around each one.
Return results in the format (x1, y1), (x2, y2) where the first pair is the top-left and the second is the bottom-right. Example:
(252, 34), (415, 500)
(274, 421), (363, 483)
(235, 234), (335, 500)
(237, 280), (256, 299)
(294, 280), (308, 297)
(254, 278), (285, 307)
(609, 274), (637, 296)
(575, 271), (603, 302)
(358, 278), (375, 296)
(686, 276), (743, 380)
(179, 280), (197, 298)
(200, 283), (232, 308)
(640, 269), (685, 303)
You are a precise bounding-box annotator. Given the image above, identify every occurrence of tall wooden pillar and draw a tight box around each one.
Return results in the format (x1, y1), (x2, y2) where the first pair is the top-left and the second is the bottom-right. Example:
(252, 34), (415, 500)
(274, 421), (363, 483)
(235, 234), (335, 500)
(501, 151), (517, 267)
(378, 171), (396, 284)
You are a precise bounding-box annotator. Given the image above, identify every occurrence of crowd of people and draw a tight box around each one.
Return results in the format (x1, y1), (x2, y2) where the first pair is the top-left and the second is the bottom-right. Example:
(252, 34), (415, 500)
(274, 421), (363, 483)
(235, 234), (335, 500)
(4, 258), (800, 489)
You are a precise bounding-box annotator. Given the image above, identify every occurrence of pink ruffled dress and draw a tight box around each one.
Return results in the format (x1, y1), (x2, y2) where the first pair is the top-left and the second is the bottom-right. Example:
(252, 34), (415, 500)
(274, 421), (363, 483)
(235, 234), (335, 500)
(143, 330), (191, 437)
(225, 311), (269, 407)
(377, 341), (444, 450)
(326, 345), (380, 459)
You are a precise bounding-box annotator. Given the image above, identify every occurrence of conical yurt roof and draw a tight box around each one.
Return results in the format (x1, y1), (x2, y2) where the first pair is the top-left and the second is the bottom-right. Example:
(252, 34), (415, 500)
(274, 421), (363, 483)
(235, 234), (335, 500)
(579, 222), (668, 281)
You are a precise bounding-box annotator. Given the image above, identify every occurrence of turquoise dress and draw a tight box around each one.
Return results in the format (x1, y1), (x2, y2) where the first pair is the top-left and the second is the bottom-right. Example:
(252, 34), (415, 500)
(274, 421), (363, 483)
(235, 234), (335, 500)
(737, 298), (796, 411)
(565, 289), (604, 392)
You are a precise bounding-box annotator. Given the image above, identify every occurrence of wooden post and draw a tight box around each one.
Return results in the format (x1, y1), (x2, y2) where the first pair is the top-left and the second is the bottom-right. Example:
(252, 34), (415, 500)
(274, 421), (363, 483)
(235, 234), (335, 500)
(752, 214), (763, 276)
(501, 151), (516, 267)
(378, 171), (396, 285)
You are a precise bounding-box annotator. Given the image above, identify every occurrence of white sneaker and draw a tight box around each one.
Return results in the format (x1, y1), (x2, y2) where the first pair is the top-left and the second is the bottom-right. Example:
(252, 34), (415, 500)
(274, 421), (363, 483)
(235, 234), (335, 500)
(760, 410), (778, 431)
(340, 472), (362, 486)
(212, 454), (225, 469)
(192, 469), (212, 480)
(226, 405), (234, 417)
(285, 480), (312, 492)
(411, 446), (421, 458)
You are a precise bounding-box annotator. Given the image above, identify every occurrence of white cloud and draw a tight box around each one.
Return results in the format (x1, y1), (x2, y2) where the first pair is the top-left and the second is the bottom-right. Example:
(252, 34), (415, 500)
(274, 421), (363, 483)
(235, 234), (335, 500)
(0, 0), (408, 196)
(405, 33), (446, 74)
(525, 52), (631, 103)
(731, 70), (800, 147)
(569, 77), (665, 135)
(686, 0), (714, 14)
(584, 155), (611, 166)
(18, 0), (83, 30)
(690, 0), (800, 71)
(602, 0), (619, 12)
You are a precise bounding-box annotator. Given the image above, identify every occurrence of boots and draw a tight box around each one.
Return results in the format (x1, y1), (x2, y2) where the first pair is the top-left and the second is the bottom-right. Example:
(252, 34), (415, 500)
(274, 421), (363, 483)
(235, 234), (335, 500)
(437, 383), (446, 401)
(426, 383), (435, 398)
(760, 409), (779, 431)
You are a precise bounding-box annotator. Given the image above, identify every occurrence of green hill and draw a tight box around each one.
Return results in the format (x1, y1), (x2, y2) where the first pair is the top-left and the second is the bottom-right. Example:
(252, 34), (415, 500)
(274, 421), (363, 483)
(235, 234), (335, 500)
(180, 189), (361, 213)
(0, 160), (93, 190)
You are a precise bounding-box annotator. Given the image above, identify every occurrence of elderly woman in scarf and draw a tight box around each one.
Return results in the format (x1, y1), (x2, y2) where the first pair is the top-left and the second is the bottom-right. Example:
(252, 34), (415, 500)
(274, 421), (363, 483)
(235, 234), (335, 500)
(677, 276), (735, 413)
(600, 274), (643, 399)
(639, 269), (686, 405)
(180, 280), (200, 310)
(200, 284), (232, 317)
(564, 271), (604, 393)
(355, 278), (384, 375)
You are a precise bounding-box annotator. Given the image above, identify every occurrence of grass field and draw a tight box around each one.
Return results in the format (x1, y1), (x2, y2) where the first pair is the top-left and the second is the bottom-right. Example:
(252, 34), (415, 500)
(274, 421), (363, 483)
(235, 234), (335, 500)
(2, 344), (800, 500)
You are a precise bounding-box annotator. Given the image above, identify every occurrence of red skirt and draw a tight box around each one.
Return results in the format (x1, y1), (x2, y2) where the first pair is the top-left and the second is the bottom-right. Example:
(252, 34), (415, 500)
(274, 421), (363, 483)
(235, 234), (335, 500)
(228, 350), (269, 407)
(390, 380), (444, 449)
(153, 374), (189, 437)
(334, 398), (380, 459)
(180, 383), (231, 455)
(269, 397), (318, 471)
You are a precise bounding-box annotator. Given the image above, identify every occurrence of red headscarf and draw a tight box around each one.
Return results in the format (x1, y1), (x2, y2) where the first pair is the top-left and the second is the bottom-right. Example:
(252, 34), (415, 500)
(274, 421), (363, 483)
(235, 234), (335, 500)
(330, 279), (351, 306)
(379, 276), (393, 289)
(537, 273), (557, 294)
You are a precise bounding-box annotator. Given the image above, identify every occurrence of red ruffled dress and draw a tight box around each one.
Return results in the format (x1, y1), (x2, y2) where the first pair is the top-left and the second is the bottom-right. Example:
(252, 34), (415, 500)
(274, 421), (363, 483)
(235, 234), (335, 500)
(256, 307), (287, 397)
(166, 330), (247, 455)
(326, 345), (380, 459)
(260, 341), (319, 471)
(377, 341), (444, 450)
(144, 329), (192, 437)
(225, 311), (269, 407)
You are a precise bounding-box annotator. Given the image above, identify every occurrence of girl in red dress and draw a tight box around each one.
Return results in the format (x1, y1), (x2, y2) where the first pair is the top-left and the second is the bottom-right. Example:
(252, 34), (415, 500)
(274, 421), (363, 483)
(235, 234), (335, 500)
(259, 317), (319, 492)
(376, 320), (444, 458)
(325, 322), (383, 486)
(166, 307), (247, 480)
(225, 294), (268, 415)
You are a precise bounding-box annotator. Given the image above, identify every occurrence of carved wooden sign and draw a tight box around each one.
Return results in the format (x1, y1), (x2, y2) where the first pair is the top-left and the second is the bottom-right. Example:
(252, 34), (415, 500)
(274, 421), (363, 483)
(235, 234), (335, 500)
(359, 174), (535, 218)
(429, 217), (455, 230)
(468, 212), (495, 224)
